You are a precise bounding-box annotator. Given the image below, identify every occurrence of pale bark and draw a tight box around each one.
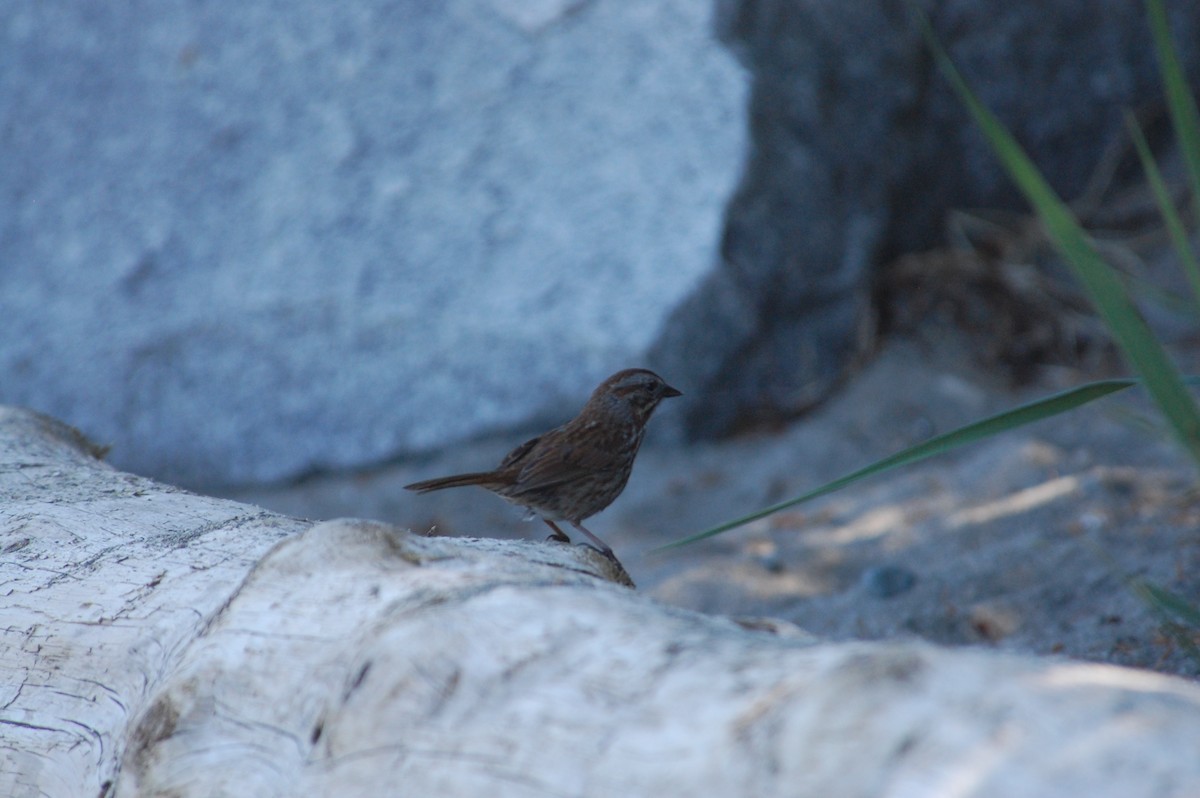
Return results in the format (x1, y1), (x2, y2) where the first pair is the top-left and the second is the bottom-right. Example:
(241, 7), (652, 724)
(2, 406), (1199, 798)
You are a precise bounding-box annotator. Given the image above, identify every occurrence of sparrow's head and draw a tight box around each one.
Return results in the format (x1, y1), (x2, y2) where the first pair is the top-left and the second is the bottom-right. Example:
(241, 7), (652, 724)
(591, 368), (682, 421)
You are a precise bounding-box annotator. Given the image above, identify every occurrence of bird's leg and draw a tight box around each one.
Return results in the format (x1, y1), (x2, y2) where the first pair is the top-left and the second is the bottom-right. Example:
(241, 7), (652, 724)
(541, 519), (571, 544)
(570, 522), (615, 559)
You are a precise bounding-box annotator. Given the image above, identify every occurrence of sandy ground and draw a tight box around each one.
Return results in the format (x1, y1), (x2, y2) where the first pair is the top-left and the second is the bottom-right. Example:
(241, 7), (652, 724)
(218, 330), (1200, 678)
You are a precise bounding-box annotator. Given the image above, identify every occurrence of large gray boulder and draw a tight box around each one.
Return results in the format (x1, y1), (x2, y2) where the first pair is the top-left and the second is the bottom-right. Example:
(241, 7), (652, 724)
(0, 0), (745, 487)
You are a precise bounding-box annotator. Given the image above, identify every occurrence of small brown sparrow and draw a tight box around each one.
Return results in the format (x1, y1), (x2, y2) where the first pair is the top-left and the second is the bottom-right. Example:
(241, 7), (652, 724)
(405, 368), (681, 557)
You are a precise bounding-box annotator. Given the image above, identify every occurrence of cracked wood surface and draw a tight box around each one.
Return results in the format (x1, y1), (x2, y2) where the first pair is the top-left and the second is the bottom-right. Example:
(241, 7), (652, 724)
(0, 408), (308, 796)
(3, 406), (1200, 797)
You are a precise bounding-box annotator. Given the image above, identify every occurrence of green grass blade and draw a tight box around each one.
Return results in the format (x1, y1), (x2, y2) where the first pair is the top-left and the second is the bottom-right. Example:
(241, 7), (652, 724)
(914, 5), (1200, 469)
(1146, 0), (1200, 228)
(1125, 110), (1200, 308)
(1132, 580), (1200, 665)
(653, 379), (1136, 551)
(1138, 581), (1200, 627)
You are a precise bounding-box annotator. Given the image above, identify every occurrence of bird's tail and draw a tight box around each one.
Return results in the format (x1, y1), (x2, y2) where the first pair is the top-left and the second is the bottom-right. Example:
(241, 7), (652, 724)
(403, 472), (501, 493)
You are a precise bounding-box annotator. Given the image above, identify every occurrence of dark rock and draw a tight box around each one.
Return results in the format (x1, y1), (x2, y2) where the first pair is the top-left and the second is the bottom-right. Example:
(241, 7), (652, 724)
(861, 564), (918, 599)
(656, 0), (1200, 438)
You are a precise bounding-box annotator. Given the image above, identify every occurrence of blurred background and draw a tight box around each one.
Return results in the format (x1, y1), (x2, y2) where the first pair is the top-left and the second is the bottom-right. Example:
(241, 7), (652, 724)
(5, 0), (1199, 491)
(6, 1), (1200, 672)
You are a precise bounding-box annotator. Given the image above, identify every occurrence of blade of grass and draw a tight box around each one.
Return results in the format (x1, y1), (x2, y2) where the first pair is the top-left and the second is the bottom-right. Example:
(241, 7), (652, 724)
(1132, 580), (1200, 665)
(1088, 535), (1200, 669)
(1146, 0), (1200, 229)
(913, 5), (1200, 468)
(653, 379), (1136, 551)
(1124, 110), (1200, 308)
(1138, 581), (1200, 627)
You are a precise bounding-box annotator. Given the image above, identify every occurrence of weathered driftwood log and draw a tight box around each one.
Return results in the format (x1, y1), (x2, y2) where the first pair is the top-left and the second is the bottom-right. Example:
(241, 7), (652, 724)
(2, 406), (1200, 798)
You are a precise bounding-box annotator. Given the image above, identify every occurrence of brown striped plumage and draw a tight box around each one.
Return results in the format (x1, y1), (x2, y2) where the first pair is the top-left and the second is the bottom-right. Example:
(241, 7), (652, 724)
(404, 368), (681, 557)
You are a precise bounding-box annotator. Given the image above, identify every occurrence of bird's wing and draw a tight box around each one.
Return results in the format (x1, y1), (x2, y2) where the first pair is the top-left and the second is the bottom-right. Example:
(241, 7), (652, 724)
(510, 427), (624, 494)
(498, 435), (542, 471)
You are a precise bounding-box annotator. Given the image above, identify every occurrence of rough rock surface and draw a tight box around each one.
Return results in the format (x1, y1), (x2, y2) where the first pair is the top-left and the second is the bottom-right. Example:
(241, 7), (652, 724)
(0, 0), (744, 487)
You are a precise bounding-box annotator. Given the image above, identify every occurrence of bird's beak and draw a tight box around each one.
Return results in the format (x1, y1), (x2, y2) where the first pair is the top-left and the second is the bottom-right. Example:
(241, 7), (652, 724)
(662, 384), (683, 398)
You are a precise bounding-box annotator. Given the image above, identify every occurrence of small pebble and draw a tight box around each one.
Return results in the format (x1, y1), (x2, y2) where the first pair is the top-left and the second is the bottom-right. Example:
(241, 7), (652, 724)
(757, 551), (786, 573)
(861, 564), (918, 599)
